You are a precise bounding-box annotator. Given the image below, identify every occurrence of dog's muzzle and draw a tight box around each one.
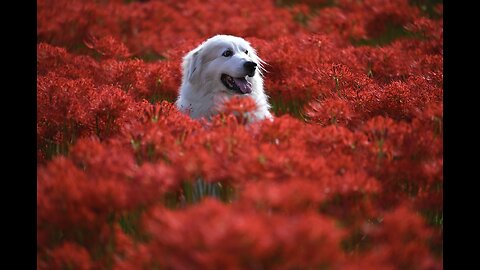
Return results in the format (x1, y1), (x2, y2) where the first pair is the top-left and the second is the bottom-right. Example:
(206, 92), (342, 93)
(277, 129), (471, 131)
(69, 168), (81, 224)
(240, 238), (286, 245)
(244, 61), (257, 77)
(221, 74), (253, 94)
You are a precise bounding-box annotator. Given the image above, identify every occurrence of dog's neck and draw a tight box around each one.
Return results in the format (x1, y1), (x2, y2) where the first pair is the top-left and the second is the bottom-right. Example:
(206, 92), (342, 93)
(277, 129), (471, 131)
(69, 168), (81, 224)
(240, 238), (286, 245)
(176, 80), (220, 119)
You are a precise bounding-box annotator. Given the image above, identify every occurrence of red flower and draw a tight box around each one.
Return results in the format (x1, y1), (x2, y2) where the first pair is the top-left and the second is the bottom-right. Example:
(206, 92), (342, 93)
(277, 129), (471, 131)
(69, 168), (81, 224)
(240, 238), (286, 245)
(142, 199), (346, 269)
(305, 97), (354, 126)
(36, 0), (443, 268)
(44, 242), (93, 270)
(84, 34), (132, 59)
(365, 205), (440, 269)
(219, 96), (258, 124)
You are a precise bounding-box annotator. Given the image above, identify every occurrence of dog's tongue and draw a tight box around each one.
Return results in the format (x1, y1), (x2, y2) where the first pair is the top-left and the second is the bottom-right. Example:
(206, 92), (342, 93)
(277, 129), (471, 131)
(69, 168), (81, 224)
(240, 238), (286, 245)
(234, 77), (252, 94)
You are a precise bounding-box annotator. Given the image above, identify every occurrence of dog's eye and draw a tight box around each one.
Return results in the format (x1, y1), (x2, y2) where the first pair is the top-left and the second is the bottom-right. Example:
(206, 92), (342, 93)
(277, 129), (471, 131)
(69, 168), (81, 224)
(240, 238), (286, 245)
(222, 50), (233, 57)
(244, 50), (248, 55)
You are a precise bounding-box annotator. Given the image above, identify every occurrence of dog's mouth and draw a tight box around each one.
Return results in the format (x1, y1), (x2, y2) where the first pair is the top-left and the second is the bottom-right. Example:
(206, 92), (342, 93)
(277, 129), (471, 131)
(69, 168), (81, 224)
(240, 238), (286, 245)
(221, 74), (252, 95)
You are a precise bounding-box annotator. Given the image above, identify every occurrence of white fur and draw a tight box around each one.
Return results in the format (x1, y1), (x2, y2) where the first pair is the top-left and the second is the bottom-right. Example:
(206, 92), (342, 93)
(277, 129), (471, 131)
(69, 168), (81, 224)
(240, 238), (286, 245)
(176, 35), (272, 122)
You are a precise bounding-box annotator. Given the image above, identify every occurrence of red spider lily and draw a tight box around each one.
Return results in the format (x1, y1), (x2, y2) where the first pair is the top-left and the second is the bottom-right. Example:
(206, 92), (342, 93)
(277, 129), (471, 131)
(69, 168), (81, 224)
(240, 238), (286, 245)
(37, 72), (145, 161)
(37, 0), (100, 48)
(219, 96), (258, 124)
(125, 101), (201, 165)
(37, 43), (100, 80)
(406, 17), (443, 43)
(37, 0), (443, 268)
(96, 59), (150, 99)
(37, 157), (130, 231)
(309, 0), (420, 41)
(360, 205), (440, 269)
(84, 34), (132, 59)
(305, 97), (355, 126)
(42, 242), (93, 270)
(142, 199), (346, 269)
(309, 6), (367, 40)
(255, 34), (338, 103)
(37, 75), (97, 143)
(361, 115), (443, 210)
(238, 176), (379, 215)
(68, 137), (137, 181)
(144, 60), (183, 101)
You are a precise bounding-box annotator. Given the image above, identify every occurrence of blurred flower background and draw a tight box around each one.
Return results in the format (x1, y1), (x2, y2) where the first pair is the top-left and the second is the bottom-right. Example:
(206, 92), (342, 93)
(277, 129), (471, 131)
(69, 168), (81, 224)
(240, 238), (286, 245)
(37, 0), (443, 269)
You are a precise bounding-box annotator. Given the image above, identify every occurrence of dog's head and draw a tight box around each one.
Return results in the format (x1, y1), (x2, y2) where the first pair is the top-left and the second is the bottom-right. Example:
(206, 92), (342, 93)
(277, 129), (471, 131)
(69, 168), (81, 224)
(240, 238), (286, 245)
(181, 35), (264, 96)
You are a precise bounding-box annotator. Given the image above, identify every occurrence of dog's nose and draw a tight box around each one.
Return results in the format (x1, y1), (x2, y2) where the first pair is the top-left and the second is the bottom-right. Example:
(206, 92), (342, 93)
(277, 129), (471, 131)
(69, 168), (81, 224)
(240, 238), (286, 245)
(244, 61), (257, 77)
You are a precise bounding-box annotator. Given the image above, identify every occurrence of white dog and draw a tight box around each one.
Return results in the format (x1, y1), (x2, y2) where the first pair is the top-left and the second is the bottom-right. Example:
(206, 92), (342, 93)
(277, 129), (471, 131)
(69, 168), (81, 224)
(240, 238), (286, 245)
(176, 35), (272, 121)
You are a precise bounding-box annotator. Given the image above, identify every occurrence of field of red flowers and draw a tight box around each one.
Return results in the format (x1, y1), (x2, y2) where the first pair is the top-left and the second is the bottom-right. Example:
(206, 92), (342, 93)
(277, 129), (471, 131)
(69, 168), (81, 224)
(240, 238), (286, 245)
(37, 0), (443, 269)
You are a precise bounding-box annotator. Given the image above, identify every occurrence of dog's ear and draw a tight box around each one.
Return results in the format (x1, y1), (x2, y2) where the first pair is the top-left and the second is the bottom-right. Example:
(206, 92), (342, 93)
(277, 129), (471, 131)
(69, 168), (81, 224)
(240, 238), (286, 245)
(182, 47), (202, 84)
